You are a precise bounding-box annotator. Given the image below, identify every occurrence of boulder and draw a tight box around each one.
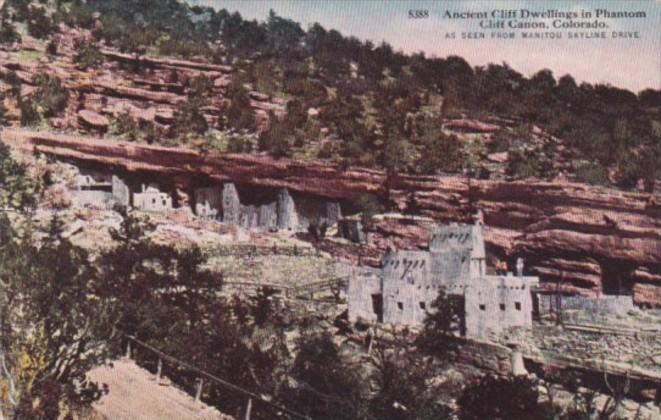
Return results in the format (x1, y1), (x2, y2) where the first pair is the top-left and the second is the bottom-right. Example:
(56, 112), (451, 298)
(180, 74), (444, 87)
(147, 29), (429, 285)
(487, 152), (508, 163)
(77, 110), (109, 129)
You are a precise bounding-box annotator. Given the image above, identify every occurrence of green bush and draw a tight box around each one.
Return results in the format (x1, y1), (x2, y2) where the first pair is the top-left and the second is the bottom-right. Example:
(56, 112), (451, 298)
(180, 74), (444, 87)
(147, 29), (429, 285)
(258, 112), (294, 158)
(0, 19), (21, 44)
(46, 41), (58, 56)
(171, 100), (208, 140)
(458, 375), (548, 420)
(226, 81), (256, 131)
(26, 6), (57, 39)
(3, 70), (22, 98)
(507, 140), (557, 180)
(157, 38), (212, 59)
(356, 193), (384, 226)
(31, 73), (69, 118)
(73, 39), (104, 70)
(574, 161), (609, 185)
(417, 131), (464, 174)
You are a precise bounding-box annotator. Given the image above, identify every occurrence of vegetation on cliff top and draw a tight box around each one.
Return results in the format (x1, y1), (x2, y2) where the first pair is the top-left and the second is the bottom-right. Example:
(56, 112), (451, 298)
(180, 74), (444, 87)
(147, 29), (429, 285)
(1, 0), (660, 190)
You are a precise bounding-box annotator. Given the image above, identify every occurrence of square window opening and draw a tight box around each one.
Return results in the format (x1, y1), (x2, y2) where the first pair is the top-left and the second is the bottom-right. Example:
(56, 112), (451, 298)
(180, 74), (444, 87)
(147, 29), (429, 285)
(479, 304), (486, 311)
(515, 302), (522, 311)
(419, 301), (426, 310)
(499, 304), (506, 311)
(397, 302), (403, 310)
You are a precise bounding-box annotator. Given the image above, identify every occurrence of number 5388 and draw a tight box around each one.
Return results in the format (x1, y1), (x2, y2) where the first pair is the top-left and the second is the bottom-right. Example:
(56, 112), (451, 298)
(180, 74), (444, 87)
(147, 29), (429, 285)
(409, 10), (429, 18)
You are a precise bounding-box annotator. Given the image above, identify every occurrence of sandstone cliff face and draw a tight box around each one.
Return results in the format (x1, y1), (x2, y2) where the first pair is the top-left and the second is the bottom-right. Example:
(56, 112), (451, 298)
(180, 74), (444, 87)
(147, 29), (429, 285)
(3, 127), (660, 306)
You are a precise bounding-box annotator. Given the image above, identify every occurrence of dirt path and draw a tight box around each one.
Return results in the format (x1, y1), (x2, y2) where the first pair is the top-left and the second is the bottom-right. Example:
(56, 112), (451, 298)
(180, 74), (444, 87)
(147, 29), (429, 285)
(87, 359), (232, 420)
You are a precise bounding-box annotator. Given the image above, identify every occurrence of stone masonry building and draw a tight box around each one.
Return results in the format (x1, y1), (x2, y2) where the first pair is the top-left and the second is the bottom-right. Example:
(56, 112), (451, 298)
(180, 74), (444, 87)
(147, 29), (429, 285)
(348, 222), (539, 338)
(133, 184), (173, 213)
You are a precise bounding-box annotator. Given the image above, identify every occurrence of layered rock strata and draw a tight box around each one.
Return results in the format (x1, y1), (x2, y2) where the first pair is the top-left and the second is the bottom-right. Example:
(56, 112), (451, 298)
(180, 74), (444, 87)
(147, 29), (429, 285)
(3, 127), (660, 306)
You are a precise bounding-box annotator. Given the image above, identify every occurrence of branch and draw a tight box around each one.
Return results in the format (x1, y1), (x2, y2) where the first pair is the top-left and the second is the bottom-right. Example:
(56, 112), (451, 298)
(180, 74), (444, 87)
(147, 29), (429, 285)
(0, 351), (16, 406)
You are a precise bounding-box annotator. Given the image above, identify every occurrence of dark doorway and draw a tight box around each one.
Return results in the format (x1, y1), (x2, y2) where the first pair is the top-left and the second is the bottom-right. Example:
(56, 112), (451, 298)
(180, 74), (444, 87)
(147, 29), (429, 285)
(601, 262), (635, 295)
(371, 294), (383, 323)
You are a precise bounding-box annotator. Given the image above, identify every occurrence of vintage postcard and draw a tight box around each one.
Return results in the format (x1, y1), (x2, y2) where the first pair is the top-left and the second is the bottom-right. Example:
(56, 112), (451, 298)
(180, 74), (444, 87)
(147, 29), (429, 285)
(0, 0), (659, 419)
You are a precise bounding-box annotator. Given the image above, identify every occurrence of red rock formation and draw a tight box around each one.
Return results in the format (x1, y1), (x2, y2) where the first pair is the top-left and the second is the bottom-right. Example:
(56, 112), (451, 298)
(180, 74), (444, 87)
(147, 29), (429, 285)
(0, 29), (282, 132)
(442, 118), (500, 133)
(77, 110), (109, 130)
(3, 127), (660, 306)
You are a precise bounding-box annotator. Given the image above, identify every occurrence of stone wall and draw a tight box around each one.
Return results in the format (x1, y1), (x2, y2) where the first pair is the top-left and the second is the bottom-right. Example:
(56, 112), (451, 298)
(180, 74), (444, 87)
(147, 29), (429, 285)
(561, 295), (635, 315)
(429, 224), (487, 279)
(71, 167), (128, 209)
(194, 186), (222, 219)
(382, 250), (433, 325)
(537, 295), (636, 319)
(465, 275), (538, 338)
(277, 188), (298, 230)
(133, 184), (173, 212)
(205, 182), (342, 231)
(71, 189), (113, 208)
(347, 266), (382, 324)
(112, 175), (130, 207)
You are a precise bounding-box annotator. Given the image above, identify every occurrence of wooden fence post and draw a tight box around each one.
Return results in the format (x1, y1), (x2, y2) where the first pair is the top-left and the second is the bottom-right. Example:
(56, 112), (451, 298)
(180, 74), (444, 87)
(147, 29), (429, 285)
(244, 398), (252, 420)
(195, 378), (204, 403)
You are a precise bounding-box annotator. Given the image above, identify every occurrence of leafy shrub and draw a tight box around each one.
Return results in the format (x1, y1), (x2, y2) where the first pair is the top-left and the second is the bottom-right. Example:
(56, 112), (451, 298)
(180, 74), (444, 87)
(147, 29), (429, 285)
(110, 112), (159, 144)
(46, 40), (58, 56)
(356, 193), (384, 227)
(417, 130), (464, 174)
(3, 70), (22, 97)
(416, 289), (463, 354)
(574, 161), (609, 186)
(507, 140), (556, 180)
(171, 100), (208, 140)
(58, 2), (95, 29)
(225, 135), (253, 153)
(157, 37), (212, 59)
(616, 148), (658, 191)
(26, 6), (57, 39)
(31, 73), (69, 118)
(0, 141), (40, 209)
(226, 81), (256, 131)
(73, 39), (104, 70)
(457, 375), (548, 420)
(258, 112), (294, 158)
(0, 19), (21, 44)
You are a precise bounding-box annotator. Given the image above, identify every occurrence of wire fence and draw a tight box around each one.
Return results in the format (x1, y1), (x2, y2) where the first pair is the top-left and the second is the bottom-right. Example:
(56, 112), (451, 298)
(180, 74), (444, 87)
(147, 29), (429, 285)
(204, 244), (323, 258)
(121, 333), (311, 420)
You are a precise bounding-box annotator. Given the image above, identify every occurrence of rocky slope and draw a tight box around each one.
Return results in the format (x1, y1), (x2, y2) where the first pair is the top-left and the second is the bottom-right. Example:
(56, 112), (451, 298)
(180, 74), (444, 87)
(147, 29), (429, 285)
(3, 127), (660, 306)
(0, 26), (284, 134)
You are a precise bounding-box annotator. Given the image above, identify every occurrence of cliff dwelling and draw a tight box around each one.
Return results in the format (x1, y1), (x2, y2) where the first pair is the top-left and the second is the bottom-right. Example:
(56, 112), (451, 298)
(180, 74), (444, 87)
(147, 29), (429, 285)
(63, 162), (345, 233)
(347, 223), (540, 338)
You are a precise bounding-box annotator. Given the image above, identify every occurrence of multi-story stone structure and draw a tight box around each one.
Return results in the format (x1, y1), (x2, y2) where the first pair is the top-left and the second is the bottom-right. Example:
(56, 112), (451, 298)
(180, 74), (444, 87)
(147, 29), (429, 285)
(347, 222), (539, 338)
(71, 168), (129, 209)
(133, 184), (173, 212)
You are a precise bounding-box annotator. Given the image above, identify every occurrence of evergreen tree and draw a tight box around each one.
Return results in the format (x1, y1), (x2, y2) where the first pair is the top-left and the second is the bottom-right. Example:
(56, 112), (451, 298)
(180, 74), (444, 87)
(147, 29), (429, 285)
(0, 142), (39, 210)
(73, 39), (104, 70)
(0, 215), (113, 418)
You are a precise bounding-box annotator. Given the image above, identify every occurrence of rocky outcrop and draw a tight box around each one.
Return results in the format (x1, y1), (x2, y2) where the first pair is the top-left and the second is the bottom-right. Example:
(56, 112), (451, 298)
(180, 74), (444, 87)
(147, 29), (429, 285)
(100, 49), (233, 73)
(0, 27), (282, 132)
(3, 127), (661, 306)
(442, 118), (500, 133)
(77, 110), (109, 130)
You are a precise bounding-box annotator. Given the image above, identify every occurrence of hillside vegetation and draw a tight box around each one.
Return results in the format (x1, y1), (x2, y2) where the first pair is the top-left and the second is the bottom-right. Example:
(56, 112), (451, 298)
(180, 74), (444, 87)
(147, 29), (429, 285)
(0, 0), (659, 190)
